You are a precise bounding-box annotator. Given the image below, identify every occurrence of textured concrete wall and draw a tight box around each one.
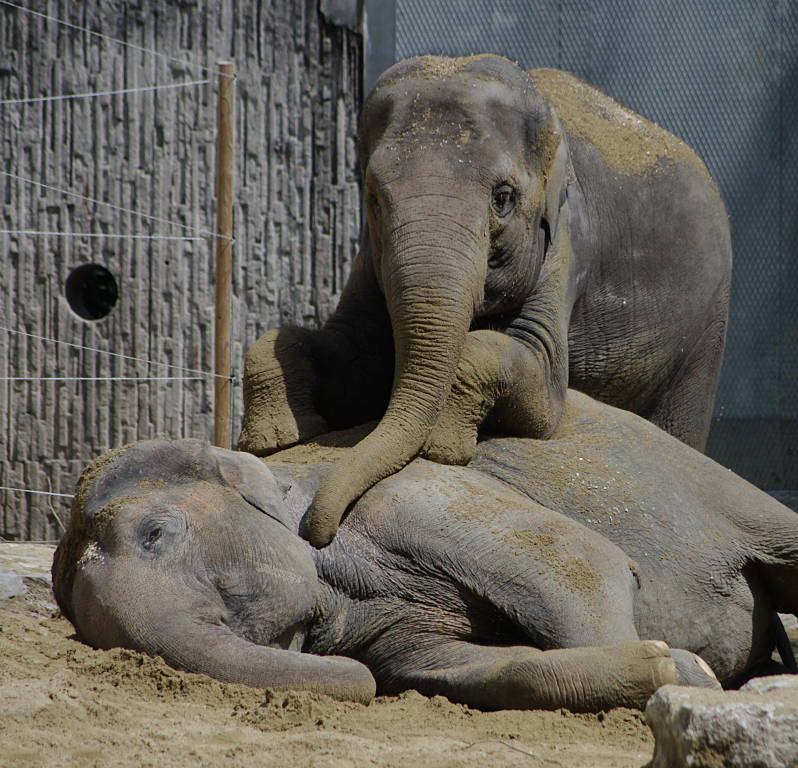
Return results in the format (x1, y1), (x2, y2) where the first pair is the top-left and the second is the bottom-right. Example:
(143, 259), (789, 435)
(0, 0), (362, 540)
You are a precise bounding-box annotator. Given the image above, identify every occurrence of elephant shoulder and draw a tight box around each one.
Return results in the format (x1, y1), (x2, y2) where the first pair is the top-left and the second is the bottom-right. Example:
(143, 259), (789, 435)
(527, 68), (712, 184)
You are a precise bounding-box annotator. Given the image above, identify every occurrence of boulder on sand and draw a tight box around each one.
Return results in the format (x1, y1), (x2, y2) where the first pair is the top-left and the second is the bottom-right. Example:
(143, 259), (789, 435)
(646, 675), (798, 768)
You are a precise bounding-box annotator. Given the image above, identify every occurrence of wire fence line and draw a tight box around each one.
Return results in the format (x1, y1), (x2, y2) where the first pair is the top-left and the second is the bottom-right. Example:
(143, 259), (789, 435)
(0, 327), (235, 381)
(1, 377), (209, 382)
(0, 82), (233, 244)
(0, 538), (60, 543)
(0, 79), (211, 105)
(0, 230), (204, 241)
(0, 486), (74, 499)
(0, 171), (232, 241)
(1, 318), (236, 502)
(0, 0), (236, 80)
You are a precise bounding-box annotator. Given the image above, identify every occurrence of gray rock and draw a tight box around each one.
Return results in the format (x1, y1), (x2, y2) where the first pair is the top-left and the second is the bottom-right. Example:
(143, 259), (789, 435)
(0, 543), (55, 581)
(646, 676), (798, 768)
(742, 675), (798, 695)
(0, 572), (27, 600)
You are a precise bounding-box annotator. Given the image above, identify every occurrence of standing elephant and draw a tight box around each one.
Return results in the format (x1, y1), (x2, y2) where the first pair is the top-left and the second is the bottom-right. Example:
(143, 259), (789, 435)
(239, 55), (732, 546)
(53, 392), (796, 711)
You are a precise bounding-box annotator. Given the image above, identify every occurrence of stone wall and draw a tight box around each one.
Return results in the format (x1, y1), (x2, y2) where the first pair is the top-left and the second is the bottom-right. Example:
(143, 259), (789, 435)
(0, 0), (363, 540)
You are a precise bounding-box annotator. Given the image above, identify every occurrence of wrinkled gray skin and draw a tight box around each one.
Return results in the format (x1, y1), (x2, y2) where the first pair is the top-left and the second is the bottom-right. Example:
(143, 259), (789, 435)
(238, 55), (732, 547)
(55, 392), (796, 711)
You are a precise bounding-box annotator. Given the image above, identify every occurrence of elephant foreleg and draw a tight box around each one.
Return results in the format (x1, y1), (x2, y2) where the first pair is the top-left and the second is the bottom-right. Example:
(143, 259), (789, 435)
(238, 245), (393, 457)
(237, 324), (393, 457)
(423, 324), (568, 464)
(238, 326), (329, 456)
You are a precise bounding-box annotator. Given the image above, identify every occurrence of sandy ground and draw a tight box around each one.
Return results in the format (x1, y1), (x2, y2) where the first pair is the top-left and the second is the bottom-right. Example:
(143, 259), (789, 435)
(0, 543), (657, 768)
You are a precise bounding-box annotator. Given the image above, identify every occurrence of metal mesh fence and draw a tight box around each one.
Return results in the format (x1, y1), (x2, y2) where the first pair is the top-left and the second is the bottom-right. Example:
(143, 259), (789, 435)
(392, 0), (797, 495)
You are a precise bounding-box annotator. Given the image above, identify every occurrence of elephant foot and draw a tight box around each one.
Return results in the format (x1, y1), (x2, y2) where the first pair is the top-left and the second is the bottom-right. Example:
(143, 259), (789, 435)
(483, 640), (678, 712)
(238, 328), (330, 456)
(669, 648), (722, 689)
(238, 397), (329, 457)
(573, 641), (680, 710)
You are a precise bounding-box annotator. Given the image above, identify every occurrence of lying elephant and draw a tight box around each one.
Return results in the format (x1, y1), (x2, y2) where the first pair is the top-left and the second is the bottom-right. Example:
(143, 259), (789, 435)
(54, 392), (795, 711)
(238, 54), (732, 546)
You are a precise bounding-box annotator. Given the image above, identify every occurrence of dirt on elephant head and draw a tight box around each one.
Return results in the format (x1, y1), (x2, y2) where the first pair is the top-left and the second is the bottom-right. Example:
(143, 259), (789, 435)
(374, 53), (528, 93)
(50, 444), (134, 617)
(416, 54), (502, 79)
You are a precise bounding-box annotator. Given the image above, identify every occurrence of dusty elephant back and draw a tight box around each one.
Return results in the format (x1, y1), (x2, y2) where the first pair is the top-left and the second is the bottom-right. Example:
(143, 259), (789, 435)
(471, 391), (783, 560)
(529, 68), (714, 183)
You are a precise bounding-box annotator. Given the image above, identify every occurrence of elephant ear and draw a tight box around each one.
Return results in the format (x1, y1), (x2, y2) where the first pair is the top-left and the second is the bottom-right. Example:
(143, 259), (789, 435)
(543, 118), (573, 243)
(210, 447), (293, 529)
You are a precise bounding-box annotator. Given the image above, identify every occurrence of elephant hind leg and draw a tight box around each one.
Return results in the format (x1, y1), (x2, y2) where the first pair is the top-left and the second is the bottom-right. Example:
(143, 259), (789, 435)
(375, 639), (691, 712)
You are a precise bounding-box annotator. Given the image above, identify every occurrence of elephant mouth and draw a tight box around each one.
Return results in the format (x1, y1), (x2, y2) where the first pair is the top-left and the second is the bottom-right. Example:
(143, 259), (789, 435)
(268, 623), (307, 652)
(470, 311), (515, 333)
(476, 217), (552, 323)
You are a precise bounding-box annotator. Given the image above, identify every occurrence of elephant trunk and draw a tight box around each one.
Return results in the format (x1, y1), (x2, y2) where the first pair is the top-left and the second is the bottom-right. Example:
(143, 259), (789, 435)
(306, 213), (486, 546)
(153, 620), (376, 703)
(70, 562), (376, 703)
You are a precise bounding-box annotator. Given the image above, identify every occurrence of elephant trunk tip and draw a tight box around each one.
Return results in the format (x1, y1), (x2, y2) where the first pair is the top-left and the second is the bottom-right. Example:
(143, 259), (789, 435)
(304, 499), (342, 549)
(304, 427), (424, 547)
(304, 466), (367, 548)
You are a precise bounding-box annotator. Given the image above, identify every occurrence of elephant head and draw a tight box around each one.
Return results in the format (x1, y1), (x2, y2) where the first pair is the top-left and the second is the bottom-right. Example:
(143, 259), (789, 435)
(307, 55), (574, 545)
(52, 439), (375, 703)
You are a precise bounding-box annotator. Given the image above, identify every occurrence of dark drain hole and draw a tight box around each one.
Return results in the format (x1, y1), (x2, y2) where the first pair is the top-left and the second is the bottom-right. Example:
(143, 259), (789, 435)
(65, 264), (119, 320)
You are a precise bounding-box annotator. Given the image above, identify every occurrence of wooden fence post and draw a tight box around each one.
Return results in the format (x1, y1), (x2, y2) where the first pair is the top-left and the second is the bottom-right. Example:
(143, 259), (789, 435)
(214, 60), (235, 448)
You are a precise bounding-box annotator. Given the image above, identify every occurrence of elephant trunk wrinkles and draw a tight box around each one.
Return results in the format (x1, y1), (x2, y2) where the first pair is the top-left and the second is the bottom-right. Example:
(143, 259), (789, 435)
(306, 216), (486, 547)
(157, 619), (376, 703)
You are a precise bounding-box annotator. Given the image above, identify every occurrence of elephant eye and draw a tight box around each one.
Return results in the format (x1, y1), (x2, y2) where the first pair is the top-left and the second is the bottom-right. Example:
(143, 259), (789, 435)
(136, 511), (186, 558)
(142, 525), (162, 550)
(491, 185), (516, 218)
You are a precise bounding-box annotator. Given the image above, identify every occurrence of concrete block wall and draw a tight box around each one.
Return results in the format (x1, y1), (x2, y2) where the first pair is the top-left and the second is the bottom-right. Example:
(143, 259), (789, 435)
(0, 0), (363, 540)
